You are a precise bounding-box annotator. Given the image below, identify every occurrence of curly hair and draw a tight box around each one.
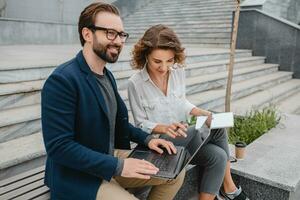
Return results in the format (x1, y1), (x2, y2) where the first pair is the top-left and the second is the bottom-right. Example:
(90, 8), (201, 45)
(131, 24), (186, 69)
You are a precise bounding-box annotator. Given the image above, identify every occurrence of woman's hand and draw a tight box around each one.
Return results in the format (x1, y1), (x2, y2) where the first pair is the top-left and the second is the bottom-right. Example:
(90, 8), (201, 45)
(163, 122), (188, 138)
(205, 112), (212, 128)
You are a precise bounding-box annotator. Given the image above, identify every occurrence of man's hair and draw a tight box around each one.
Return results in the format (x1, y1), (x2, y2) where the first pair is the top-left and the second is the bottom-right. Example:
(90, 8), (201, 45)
(131, 24), (185, 69)
(78, 2), (120, 46)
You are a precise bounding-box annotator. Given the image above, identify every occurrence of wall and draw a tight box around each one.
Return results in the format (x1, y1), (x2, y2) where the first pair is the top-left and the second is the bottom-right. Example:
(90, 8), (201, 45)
(236, 9), (300, 78)
(242, 0), (300, 24)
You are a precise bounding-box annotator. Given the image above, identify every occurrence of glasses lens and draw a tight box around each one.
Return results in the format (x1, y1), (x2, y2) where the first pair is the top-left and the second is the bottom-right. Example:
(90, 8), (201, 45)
(119, 33), (128, 41)
(106, 30), (118, 40)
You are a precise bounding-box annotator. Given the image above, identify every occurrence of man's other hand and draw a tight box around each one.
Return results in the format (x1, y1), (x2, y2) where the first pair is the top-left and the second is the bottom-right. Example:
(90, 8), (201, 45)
(148, 138), (177, 155)
(121, 158), (159, 179)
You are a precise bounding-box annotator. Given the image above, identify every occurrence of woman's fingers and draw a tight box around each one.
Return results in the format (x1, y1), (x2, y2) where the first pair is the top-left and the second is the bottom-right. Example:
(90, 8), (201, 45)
(167, 128), (178, 138)
(176, 128), (187, 137)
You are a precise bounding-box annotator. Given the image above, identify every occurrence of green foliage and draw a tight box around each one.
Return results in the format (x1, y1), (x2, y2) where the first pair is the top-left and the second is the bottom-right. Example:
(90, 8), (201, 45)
(187, 115), (197, 126)
(229, 105), (281, 145)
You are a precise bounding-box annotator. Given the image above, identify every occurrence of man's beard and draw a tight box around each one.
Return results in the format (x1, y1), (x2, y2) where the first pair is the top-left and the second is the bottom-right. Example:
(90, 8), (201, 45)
(92, 37), (121, 63)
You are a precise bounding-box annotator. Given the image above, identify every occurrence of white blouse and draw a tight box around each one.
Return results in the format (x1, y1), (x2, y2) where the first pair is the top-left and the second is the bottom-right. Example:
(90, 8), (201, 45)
(127, 66), (196, 134)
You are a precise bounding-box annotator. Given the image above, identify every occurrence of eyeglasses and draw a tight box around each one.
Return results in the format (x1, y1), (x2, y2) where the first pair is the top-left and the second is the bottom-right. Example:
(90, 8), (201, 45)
(88, 25), (129, 42)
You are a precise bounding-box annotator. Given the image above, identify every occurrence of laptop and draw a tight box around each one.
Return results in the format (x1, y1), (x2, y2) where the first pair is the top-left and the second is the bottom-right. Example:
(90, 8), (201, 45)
(128, 112), (234, 179)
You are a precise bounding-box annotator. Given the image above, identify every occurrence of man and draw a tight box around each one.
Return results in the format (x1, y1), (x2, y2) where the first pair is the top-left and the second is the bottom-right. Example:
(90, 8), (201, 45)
(41, 2), (184, 200)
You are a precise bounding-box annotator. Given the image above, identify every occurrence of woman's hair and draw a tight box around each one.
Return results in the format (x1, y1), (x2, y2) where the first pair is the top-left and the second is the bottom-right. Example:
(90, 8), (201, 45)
(131, 24), (186, 69)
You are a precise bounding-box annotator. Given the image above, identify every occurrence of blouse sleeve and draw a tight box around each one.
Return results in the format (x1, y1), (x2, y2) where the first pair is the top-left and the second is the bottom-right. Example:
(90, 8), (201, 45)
(127, 80), (158, 134)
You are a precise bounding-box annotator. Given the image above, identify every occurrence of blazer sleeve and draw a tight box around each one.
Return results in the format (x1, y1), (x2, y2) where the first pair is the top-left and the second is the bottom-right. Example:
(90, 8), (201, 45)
(41, 72), (118, 181)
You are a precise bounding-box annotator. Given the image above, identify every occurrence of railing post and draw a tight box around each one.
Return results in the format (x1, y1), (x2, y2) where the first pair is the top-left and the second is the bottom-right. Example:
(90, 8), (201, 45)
(225, 0), (241, 112)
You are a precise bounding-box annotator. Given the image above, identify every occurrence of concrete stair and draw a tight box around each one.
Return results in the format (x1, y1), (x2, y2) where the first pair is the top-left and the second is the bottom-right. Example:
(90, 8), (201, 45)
(1, 44), (300, 184)
(0, 0), (236, 47)
(122, 0), (236, 47)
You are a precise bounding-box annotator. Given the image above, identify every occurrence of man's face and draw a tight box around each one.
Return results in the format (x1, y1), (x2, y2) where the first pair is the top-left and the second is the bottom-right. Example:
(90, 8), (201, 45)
(91, 12), (125, 63)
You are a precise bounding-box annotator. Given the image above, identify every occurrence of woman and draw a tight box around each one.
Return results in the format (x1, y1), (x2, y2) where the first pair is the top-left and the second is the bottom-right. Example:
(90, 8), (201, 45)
(127, 24), (249, 200)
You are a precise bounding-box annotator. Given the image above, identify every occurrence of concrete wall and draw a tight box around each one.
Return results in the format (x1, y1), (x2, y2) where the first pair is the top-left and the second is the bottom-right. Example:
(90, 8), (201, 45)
(0, 0), (152, 23)
(0, 18), (79, 44)
(263, 0), (300, 24)
(236, 9), (300, 78)
(0, 0), (151, 44)
(242, 0), (300, 24)
(0, 0), (120, 23)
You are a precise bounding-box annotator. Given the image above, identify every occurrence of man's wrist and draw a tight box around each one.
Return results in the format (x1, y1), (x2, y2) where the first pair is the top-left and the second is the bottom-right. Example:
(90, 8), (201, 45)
(114, 158), (124, 176)
(144, 134), (155, 146)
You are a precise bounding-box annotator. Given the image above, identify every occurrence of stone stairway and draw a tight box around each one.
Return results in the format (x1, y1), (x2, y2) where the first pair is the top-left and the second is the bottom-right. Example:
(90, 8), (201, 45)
(123, 0), (236, 47)
(1, 0), (300, 199)
(1, 44), (300, 182)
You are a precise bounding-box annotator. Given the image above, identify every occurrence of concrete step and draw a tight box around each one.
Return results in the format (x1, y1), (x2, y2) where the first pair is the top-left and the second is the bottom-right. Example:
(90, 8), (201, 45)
(0, 60), (271, 140)
(0, 119), (41, 144)
(0, 45), (251, 70)
(124, 19), (233, 30)
(0, 105), (40, 129)
(124, 23), (232, 32)
(0, 55), (263, 104)
(129, 32), (232, 40)
(124, 15), (233, 25)
(125, 11), (233, 22)
(0, 132), (45, 180)
(276, 91), (300, 114)
(0, 67), (54, 84)
(127, 8), (234, 19)
(0, 56), (260, 111)
(137, 2), (235, 12)
(186, 64), (279, 95)
(0, 80), (44, 112)
(133, 8), (233, 17)
(128, 37), (231, 45)
(230, 114), (300, 200)
(149, 0), (235, 6)
(0, 80), (44, 96)
(187, 71), (293, 110)
(117, 61), (273, 91)
(127, 28), (232, 35)
(0, 90), (40, 110)
(125, 19), (233, 27)
(0, 56), (264, 99)
(213, 79), (300, 115)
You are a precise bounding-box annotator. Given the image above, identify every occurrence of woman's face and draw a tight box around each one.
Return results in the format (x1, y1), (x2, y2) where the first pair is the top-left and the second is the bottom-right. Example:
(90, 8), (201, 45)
(147, 49), (175, 76)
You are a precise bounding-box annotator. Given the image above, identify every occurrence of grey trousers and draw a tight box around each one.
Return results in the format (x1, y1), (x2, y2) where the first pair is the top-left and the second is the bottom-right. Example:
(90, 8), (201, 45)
(160, 126), (229, 195)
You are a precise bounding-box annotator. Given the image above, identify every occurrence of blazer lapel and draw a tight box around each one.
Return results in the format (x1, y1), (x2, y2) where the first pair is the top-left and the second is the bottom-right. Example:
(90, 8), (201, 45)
(76, 50), (109, 119)
(86, 72), (109, 119)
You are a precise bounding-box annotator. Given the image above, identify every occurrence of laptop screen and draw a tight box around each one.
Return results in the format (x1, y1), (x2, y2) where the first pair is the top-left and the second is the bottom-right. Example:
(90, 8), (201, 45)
(181, 127), (211, 169)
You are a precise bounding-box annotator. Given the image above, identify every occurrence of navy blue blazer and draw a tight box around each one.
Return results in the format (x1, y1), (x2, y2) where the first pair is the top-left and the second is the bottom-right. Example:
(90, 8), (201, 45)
(41, 51), (148, 200)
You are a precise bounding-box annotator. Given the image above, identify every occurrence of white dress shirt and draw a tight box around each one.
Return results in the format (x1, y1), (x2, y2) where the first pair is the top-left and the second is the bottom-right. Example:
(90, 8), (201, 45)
(127, 66), (196, 134)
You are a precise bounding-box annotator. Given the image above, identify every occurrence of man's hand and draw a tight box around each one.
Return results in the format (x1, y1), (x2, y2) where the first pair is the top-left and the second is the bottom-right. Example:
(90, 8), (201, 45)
(148, 138), (177, 155)
(121, 158), (159, 179)
(163, 122), (188, 138)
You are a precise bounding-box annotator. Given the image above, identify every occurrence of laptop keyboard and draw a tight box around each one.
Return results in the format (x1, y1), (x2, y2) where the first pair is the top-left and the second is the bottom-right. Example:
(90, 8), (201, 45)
(150, 153), (174, 172)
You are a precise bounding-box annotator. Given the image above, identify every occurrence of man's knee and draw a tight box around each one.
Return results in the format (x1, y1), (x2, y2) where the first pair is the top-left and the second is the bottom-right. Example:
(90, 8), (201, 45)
(96, 179), (138, 200)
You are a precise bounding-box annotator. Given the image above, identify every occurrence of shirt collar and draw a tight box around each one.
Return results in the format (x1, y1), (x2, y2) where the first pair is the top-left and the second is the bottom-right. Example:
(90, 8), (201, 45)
(141, 66), (151, 82)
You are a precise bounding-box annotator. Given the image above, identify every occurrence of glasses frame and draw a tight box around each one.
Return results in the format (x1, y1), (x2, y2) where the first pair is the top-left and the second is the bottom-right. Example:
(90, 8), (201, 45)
(88, 25), (129, 42)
